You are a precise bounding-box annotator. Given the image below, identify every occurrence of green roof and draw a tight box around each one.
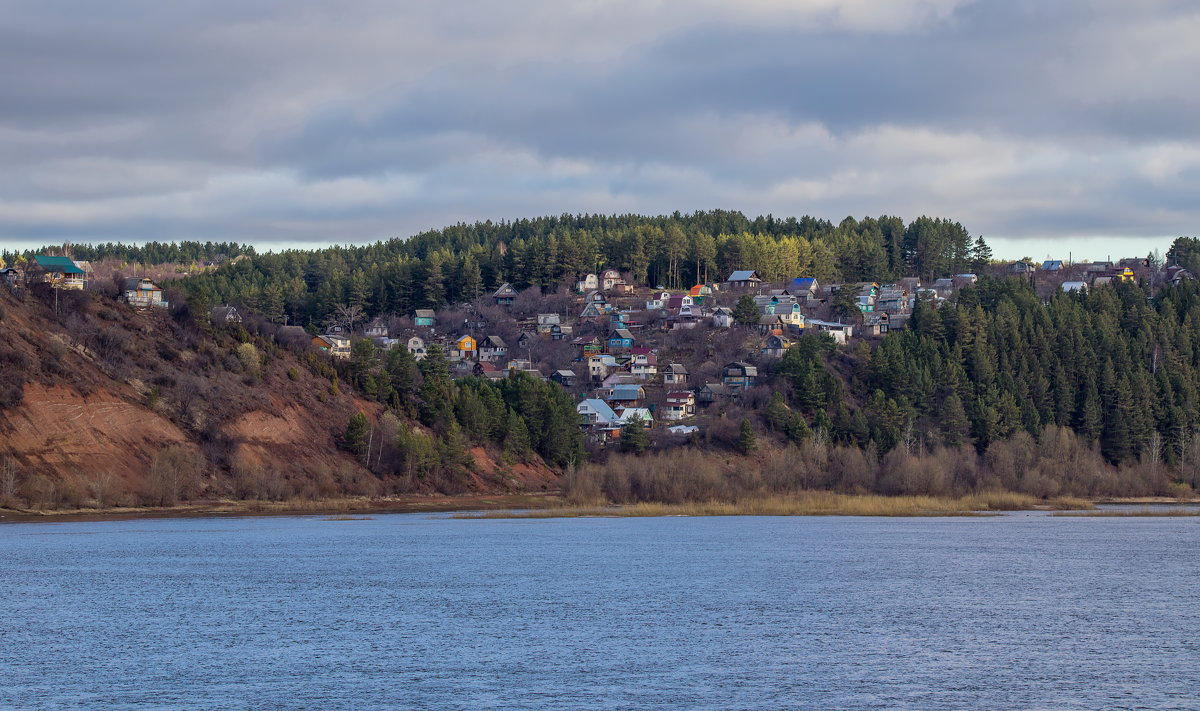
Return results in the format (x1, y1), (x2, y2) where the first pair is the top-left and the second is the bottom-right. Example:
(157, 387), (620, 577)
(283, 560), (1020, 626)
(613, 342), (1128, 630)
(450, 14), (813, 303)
(33, 255), (85, 274)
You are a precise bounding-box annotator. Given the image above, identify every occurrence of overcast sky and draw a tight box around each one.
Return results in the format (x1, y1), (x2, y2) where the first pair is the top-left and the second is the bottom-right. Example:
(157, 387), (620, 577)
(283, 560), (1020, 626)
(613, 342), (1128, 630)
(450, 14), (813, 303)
(1, 0), (1197, 259)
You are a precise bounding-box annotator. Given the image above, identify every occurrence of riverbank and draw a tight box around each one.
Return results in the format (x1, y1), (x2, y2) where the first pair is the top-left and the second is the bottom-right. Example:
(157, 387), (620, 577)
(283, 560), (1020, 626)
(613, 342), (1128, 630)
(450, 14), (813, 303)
(455, 491), (1097, 519)
(7, 491), (1199, 523)
(0, 493), (564, 523)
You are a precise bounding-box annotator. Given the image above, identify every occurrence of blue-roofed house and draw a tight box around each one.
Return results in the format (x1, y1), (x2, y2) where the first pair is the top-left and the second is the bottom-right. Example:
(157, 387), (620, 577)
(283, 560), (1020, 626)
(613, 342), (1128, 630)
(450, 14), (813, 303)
(606, 384), (646, 406)
(577, 398), (622, 426)
(788, 277), (819, 300)
(1041, 260), (1064, 272)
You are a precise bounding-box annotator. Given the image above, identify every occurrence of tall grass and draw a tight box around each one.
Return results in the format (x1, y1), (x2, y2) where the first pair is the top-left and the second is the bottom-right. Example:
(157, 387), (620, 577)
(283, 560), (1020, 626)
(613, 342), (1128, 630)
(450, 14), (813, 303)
(457, 491), (1094, 519)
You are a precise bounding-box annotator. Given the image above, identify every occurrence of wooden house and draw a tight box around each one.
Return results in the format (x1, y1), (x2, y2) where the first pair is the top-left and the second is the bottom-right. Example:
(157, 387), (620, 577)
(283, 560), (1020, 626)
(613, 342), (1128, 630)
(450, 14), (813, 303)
(721, 362), (757, 390)
(662, 391), (696, 421)
(123, 277), (168, 309)
(551, 369), (577, 388)
(725, 270), (762, 289)
(573, 336), (602, 358)
(364, 317), (389, 338)
(313, 335), (351, 359)
(607, 328), (635, 352)
(575, 273), (599, 292)
(536, 313), (562, 334)
(479, 335), (508, 362)
(600, 269), (622, 291)
(663, 363), (689, 386)
(453, 335), (478, 360)
(29, 255), (87, 289)
(493, 283), (518, 306)
(406, 335), (428, 360)
(761, 334), (792, 359)
(698, 382), (732, 404)
(414, 309), (436, 327)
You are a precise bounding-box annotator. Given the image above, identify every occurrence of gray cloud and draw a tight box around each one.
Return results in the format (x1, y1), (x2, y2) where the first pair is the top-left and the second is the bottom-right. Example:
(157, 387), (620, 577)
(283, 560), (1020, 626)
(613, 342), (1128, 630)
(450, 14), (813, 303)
(1, 0), (1199, 259)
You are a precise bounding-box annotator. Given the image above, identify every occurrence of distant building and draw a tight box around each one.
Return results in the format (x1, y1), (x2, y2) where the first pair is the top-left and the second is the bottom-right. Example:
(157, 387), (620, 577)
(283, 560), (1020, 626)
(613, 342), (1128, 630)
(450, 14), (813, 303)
(726, 270), (762, 288)
(414, 309), (436, 327)
(122, 277), (168, 309)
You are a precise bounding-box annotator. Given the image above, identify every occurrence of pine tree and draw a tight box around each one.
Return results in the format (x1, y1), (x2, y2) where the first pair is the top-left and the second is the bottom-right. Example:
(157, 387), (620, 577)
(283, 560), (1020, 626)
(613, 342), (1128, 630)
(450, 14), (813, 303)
(736, 418), (757, 454)
(342, 413), (369, 455)
(619, 418), (649, 455)
(733, 294), (759, 326)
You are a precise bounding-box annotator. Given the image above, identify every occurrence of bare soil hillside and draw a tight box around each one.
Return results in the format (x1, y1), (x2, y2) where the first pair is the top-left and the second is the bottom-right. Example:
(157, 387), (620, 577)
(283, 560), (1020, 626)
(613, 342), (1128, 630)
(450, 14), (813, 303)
(0, 284), (556, 511)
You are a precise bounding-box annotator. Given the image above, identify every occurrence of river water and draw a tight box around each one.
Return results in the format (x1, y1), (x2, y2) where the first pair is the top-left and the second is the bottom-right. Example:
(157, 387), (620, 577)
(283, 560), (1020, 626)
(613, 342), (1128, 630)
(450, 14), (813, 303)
(2, 513), (1198, 710)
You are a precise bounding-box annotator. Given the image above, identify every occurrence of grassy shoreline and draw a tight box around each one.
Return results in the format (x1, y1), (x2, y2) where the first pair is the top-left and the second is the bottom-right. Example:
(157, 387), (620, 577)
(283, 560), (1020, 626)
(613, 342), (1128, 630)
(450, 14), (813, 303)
(6, 491), (1200, 523)
(455, 491), (1096, 519)
(0, 493), (563, 524)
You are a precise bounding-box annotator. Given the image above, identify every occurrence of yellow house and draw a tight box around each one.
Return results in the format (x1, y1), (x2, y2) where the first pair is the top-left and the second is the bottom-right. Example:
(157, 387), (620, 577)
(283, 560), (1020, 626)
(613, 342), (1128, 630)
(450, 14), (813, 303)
(454, 335), (477, 359)
(1115, 267), (1135, 282)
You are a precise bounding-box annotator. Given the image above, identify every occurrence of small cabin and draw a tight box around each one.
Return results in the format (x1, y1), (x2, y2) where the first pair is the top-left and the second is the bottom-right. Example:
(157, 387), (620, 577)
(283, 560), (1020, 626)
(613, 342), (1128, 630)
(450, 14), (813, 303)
(721, 362), (758, 390)
(414, 309), (436, 327)
(493, 283), (518, 306)
(123, 277), (168, 308)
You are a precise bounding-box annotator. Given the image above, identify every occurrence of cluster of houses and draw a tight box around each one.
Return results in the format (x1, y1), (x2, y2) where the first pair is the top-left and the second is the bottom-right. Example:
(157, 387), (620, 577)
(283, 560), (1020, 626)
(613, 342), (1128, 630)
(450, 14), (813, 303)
(0, 255), (170, 309)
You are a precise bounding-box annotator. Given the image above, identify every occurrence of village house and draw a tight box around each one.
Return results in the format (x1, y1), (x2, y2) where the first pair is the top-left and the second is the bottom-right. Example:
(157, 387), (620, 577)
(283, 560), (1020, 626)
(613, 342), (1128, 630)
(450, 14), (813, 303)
(605, 384), (646, 407)
(577, 398), (624, 439)
(506, 358), (533, 372)
(588, 353), (619, 381)
(1, 266), (22, 287)
(29, 255), (87, 289)
(645, 291), (671, 310)
(806, 319), (854, 343)
(662, 363), (689, 386)
(1062, 281), (1088, 293)
(711, 307), (734, 328)
(725, 270), (763, 289)
(600, 269), (623, 291)
(474, 361), (499, 377)
(627, 351), (658, 378)
(722, 362), (758, 390)
(478, 335), (508, 362)
(122, 277), (168, 309)
(662, 391), (696, 421)
(573, 336), (602, 358)
(1007, 261), (1035, 276)
(551, 369), (577, 388)
(607, 328), (635, 352)
(414, 309), (436, 327)
(313, 334), (351, 359)
(689, 284), (714, 303)
(452, 334), (477, 360)
(1041, 260), (1064, 272)
(788, 277), (820, 303)
(515, 332), (534, 351)
(575, 273), (599, 292)
(862, 312), (890, 336)
(579, 302), (604, 320)
(406, 335), (428, 360)
(364, 317), (389, 338)
(536, 313), (561, 335)
(698, 382), (732, 405)
(761, 334), (792, 359)
(615, 406), (653, 428)
(875, 286), (908, 314)
(602, 372), (643, 389)
(210, 305), (242, 325)
(493, 283), (519, 306)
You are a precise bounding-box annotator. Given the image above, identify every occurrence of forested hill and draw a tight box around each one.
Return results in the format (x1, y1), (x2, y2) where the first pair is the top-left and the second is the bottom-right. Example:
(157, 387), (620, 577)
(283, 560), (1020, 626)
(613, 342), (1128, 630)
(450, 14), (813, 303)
(155, 211), (985, 326)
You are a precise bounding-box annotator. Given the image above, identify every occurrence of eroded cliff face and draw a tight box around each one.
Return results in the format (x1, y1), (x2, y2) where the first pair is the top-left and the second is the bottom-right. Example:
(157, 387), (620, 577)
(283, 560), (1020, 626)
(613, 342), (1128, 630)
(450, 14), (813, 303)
(0, 286), (556, 508)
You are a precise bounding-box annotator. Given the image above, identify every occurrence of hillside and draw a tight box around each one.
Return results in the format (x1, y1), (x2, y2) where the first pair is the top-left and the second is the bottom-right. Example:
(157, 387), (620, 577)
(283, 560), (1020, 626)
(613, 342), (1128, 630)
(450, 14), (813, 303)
(0, 282), (557, 511)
